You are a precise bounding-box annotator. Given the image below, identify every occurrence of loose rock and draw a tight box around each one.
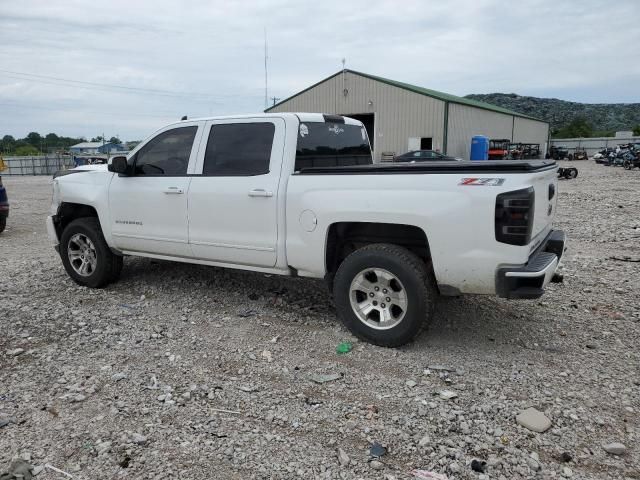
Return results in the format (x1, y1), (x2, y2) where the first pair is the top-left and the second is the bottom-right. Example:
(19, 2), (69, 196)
(337, 448), (350, 466)
(516, 407), (552, 433)
(602, 442), (626, 455)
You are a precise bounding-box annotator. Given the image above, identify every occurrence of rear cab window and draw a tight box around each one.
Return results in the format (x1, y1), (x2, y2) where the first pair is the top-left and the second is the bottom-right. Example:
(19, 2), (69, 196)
(203, 123), (275, 176)
(295, 122), (372, 171)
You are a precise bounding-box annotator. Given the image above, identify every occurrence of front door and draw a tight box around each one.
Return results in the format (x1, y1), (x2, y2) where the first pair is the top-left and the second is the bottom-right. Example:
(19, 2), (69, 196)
(109, 123), (202, 257)
(188, 118), (284, 267)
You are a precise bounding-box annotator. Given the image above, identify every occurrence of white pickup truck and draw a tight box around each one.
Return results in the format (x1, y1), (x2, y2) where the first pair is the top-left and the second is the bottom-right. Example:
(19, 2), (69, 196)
(47, 113), (565, 347)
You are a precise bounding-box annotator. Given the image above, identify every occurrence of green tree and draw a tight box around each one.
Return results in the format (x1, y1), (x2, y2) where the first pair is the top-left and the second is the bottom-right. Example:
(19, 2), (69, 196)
(1, 135), (16, 153)
(14, 145), (40, 156)
(554, 117), (593, 138)
(633, 125), (640, 136)
(108, 136), (121, 144)
(45, 133), (59, 144)
(91, 135), (104, 142)
(25, 132), (43, 149)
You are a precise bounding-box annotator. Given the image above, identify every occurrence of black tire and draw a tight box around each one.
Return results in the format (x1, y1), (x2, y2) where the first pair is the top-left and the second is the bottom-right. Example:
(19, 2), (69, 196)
(568, 168), (578, 179)
(333, 243), (437, 347)
(624, 160), (631, 170)
(0, 216), (5, 234)
(60, 217), (123, 288)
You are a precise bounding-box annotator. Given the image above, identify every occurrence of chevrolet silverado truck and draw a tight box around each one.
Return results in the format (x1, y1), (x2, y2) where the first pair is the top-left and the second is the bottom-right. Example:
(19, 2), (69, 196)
(47, 113), (565, 347)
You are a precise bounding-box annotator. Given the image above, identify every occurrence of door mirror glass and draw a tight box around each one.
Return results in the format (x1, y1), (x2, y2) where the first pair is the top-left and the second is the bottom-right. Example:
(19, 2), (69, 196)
(109, 156), (129, 174)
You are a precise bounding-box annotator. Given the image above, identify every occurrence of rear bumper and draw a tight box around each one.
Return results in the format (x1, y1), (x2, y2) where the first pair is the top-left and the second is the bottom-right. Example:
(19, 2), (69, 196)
(496, 229), (566, 299)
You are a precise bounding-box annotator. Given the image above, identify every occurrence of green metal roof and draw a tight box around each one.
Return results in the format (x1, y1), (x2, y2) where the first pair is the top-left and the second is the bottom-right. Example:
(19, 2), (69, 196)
(266, 69), (545, 123)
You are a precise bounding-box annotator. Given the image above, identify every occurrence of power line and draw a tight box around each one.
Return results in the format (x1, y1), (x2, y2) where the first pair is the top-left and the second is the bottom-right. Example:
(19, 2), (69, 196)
(0, 69), (263, 100)
(0, 100), (177, 119)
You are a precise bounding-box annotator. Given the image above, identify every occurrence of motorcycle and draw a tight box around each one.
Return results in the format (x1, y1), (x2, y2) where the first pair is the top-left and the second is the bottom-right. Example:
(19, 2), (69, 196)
(623, 150), (640, 170)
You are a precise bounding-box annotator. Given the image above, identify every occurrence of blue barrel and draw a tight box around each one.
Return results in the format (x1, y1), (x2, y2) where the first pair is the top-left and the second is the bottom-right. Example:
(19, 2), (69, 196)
(470, 135), (489, 161)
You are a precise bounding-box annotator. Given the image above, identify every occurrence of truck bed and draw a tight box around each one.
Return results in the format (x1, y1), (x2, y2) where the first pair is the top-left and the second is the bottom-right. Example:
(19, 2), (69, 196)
(296, 160), (557, 175)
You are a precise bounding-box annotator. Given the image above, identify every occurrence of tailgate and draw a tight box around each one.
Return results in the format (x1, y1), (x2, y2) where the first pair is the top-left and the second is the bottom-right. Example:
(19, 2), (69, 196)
(530, 167), (558, 239)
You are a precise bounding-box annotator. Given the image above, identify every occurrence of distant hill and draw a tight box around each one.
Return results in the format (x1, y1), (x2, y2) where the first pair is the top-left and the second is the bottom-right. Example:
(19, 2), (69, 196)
(464, 93), (640, 136)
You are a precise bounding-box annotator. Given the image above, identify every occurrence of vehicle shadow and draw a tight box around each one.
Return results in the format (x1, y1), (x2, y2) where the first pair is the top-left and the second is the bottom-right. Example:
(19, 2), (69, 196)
(117, 257), (559, 354)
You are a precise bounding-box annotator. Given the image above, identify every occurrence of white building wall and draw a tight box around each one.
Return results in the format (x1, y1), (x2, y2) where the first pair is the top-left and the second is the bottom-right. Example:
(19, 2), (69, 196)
(551, 135), (640, 156)
(513, 117), (550, 153)
(269, 72), (445, 162)
(446, 103), (513, 159)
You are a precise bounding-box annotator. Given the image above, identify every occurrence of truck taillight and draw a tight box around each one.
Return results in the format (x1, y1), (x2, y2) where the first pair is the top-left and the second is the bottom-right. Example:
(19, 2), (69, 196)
(495, 187), (534, 246)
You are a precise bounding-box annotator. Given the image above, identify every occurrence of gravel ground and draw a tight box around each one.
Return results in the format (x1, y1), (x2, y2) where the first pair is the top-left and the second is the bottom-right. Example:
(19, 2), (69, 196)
(0, 160), (638, 480)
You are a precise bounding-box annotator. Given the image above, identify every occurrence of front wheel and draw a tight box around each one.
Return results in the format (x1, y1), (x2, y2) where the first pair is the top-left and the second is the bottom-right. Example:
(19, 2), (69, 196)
(333, 243), (437, 347)
(0, 216), (6, 234)
(60, 217), (123, 288)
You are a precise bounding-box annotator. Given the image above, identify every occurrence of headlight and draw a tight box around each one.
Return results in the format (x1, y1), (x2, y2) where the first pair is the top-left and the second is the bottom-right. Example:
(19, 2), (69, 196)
(51, 180), (60, 214)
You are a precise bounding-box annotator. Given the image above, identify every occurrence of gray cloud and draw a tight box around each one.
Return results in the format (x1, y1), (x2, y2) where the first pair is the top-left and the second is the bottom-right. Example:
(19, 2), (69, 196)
(1, 0), (638, 140)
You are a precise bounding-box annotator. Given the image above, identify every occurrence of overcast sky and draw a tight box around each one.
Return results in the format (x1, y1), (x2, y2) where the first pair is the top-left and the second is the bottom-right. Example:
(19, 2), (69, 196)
(1, 0), (638, 141)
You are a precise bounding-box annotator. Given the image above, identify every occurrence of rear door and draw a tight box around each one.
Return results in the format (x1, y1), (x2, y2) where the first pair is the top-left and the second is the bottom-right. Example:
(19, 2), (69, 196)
(108, 123), (202, 257)
(187, 118), (285, 267)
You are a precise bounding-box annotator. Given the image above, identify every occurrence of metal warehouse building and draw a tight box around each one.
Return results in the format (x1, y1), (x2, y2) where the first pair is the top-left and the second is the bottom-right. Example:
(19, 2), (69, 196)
(266, 69), (549, 162)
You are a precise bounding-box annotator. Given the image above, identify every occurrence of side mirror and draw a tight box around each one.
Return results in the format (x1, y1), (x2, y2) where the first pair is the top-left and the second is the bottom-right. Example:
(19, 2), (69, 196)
(108, 156), (129, 175)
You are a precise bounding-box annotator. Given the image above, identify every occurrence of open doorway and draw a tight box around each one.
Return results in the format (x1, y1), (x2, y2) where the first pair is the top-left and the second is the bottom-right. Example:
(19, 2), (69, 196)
(420, 137), (433, 150)
(343, 113), (374, 150)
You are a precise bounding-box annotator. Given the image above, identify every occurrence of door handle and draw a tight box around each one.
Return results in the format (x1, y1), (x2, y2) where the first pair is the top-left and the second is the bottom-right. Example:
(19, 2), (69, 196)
(163, 187), (184, 194)
(248, 189), (273, 197)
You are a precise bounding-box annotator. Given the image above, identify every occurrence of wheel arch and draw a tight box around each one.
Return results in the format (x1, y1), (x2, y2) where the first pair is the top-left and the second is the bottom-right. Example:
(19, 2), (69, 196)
(325, 221), (435, 288)
(54, 202), (100, 239)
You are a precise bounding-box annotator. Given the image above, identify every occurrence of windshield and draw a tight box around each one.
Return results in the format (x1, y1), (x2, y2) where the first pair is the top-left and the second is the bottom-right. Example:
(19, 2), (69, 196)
(295, 122), (372, 171)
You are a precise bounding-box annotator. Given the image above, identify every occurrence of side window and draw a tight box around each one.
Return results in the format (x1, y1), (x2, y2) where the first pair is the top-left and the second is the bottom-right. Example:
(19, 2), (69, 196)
(134, 126), (197, 176)
(203, 123), (275, 176)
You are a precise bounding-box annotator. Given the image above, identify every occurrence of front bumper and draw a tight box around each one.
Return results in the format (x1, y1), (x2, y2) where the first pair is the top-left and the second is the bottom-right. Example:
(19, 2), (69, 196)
(496, 229), (566, 299)
(46, 215), (60, 250)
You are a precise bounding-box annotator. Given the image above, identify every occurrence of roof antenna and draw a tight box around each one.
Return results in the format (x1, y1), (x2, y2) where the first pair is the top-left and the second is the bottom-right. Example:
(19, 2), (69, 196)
(342, 58), (348, 98)
(181, 115), (187, 121)
(264, 27), (268, 109)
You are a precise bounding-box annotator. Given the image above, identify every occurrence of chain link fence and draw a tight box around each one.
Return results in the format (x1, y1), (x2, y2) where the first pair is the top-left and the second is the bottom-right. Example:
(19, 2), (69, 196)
(0, 155), (75, 176)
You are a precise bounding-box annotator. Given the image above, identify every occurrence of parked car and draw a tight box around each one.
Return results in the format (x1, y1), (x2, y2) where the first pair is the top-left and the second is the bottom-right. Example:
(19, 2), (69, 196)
(47, 113), (565, 347)
(0, 175), (8, 233)
(394, 150), (461, 162)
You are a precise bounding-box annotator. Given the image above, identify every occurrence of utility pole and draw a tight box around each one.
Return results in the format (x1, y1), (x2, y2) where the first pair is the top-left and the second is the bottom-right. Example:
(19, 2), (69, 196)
(271, 97), (280, 106)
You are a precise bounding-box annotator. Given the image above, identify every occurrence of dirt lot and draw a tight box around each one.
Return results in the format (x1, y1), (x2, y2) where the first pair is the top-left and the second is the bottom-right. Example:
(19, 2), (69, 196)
(0, 160), (638, 480)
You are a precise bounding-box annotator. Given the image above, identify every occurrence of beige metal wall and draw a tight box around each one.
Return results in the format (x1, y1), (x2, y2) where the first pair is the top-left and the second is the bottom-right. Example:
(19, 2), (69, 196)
(446, 103), (513, 159)
(513, 117), (550, 152)
(268, 71), (445, 162)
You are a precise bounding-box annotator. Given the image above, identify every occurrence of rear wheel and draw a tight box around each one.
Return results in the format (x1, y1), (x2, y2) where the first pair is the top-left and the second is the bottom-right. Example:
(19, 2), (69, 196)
(60, 218), (123, 288)
(624, 160), (632, 170)
(333, 243), (436, 347)
(0, 216), (5, 234)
